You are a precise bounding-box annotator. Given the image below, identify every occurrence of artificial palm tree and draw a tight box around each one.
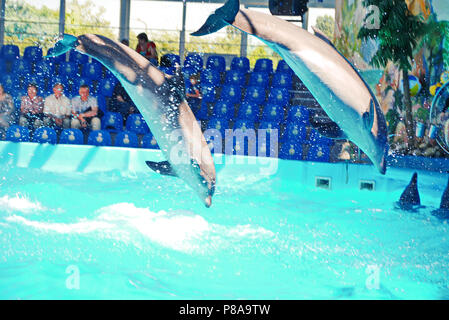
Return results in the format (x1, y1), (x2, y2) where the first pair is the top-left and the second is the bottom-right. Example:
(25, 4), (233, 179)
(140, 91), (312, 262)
(358, 0), (426, 151)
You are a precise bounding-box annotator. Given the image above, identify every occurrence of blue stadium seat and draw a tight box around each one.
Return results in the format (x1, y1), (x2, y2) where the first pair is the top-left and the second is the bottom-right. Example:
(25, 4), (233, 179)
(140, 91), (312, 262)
(159, 66), (175, 75)
(276, 60), (293, 75)
(308, 129), (334, 146)
(98, 77), (117, 97)
(1, 45), (20, 60)
(248, 71), (270, 88)
(126, 114), (149, 134)
(87, 130), (112, 146)
(12, 59), (32, 76)
(224, 69), (246, 87)
(141, 132), (159, 149)
(237, 101), (260, 122)
(182, 66), (198, 84)
(271, 72), (292, 89)
(0, 60), (6, 74)
(82, 62), (103, 80)
(282, 122), (307, 142)
(115, 131), (139, 148)
(207, 118), (229, 137)
(101, 112), (123, 132)
(6, 125), (29, 142)
(58, 61), (79, 79)
(233, 119), (256, 131)
(243, 86), (266, 105)
(261, 103), (284, 123)
(280, 142), (303, 160)
(184, 53), (203, 72)
(201, 68), (221, 87)
(254, 58), (273, 74)
(219, 84), (241, 104)
(257, 121), (280, 157)
(46, 47), (66, 63)
(160, 53), (180, 68)
(287, 105), (310, 125)
(34, 60), (55, 78)
(306, 144), (331, 162)
(23, 46), (43, 62)
(201, 84), (216, 103)
(1, 74), (20, 93)
(212, 100), (234, 120)
(194, 100), (209, 120)
(59, 128), (84, 145)
(206, 55), (226, 73)
(96, 94), (107, 113)
(230, 57), (250, 73)
(68, 50), (89, 65)
(267, 87), (290, 106)
(49, 76), (69, 92)
(32, 127), (57, 144)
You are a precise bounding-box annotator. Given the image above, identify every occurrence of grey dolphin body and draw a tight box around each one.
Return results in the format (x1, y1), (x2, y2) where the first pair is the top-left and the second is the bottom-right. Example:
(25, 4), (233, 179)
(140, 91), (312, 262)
(48, 34), (216, 207)
(192, 0), (388, 174)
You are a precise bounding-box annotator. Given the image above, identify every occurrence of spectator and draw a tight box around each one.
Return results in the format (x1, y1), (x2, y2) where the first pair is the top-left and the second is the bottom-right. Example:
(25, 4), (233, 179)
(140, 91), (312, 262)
(43, 83), (71, 130)
(136, 32), (158, 65)
(71, 85), (102, 131)
(185, 73), (202, 110)
(0, 83), (15, 137)
(19, 83), (44, 129)
(120, 38), (129, 46)
(108, 81), (139, 122)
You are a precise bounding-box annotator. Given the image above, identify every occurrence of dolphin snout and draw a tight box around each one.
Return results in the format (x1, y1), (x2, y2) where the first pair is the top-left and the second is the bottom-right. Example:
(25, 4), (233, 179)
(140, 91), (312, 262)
(204, 196), (212, 208)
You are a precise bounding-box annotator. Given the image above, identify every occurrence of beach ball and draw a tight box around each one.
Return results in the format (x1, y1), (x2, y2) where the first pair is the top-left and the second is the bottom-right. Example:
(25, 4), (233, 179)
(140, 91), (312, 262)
(401, 75), (421, 96)
(440, 71), (449, 84)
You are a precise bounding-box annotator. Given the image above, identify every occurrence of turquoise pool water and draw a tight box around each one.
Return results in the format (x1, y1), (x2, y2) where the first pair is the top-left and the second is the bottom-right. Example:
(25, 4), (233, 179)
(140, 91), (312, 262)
(0, 142), (449, 299)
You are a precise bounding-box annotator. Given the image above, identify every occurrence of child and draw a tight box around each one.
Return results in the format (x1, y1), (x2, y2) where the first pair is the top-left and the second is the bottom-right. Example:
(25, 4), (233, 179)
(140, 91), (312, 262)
(185, 73), (202, 111)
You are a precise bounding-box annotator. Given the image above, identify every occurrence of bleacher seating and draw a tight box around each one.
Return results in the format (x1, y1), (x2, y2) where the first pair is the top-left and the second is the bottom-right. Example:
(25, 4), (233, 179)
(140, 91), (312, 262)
(59, 128), (84, 145)
(115, 131), (139, 148)
(87, 130), (111, 146)
(141, 132), (159, 149)
(32, 127), (57, 144)
(0, 44), (333, 163)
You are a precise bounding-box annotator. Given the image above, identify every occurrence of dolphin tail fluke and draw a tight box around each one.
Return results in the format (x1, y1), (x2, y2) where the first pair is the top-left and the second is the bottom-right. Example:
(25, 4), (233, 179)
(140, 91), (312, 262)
(145, 160), (178, 177)
(190, 0), (240, 36)
(46, 34), (79, 58)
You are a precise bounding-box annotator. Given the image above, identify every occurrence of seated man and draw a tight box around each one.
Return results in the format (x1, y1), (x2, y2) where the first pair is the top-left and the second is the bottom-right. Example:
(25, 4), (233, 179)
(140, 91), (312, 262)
(108, 81), (139, 123)
(43, 83), (72, 130)
(19, 83), (44, 129)
(70, 85), (101, 131)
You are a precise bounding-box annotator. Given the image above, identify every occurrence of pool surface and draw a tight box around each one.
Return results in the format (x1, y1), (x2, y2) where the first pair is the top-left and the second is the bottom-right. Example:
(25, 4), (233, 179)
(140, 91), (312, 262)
(1, 142), (449, 299)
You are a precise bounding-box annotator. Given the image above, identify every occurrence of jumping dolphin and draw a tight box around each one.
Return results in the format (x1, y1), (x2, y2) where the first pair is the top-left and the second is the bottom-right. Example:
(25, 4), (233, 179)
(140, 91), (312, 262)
(396, 172), (421, 211)
(192, 0), (389, 174)
(432, 176), (449, 219)
(48, 34), (216, 207)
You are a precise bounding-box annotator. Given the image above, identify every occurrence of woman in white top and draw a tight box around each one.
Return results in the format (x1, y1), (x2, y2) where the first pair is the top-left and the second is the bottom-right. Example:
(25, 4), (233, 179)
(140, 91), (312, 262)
(0, 83), (15, 138)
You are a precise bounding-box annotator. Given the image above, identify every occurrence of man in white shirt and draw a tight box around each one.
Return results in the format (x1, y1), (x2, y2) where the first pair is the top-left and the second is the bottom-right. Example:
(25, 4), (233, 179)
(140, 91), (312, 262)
(43, 83), (71, 129)
(70, 84), (101, 131)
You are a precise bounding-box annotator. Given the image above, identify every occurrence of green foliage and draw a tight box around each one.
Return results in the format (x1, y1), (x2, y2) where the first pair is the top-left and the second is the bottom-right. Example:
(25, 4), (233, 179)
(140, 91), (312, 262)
(414, 106), (429, 122)
(358, 0), (426, 71)
(385, 108), (400, 134)
(314, 15), (335, 40)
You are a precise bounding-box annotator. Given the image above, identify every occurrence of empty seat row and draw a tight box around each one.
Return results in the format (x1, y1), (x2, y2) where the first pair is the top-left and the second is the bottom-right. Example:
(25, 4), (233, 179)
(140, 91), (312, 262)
(160, 52), (293, 75)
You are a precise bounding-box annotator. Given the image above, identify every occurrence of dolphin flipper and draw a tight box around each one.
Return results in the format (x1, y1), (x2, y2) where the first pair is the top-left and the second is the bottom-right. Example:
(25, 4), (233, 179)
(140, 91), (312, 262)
(46, 34), (79, 58)
(190, 0), (239, 36)
(146, 161), (178, 177)
(431, 177), (449, 219)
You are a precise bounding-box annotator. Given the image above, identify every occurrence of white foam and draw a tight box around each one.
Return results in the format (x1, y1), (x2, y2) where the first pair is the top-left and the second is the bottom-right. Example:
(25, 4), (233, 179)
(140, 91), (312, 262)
(0, 194), (46, 214)
(5, 202), (275, 253)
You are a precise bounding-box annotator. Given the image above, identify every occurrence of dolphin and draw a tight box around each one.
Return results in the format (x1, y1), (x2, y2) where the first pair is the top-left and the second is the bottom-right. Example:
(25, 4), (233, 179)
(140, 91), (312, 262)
(47, 34), (216, 207)
(396, 172), (421, 211)
(191, 0), (389, 174)
(432, 176), (449, 219)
